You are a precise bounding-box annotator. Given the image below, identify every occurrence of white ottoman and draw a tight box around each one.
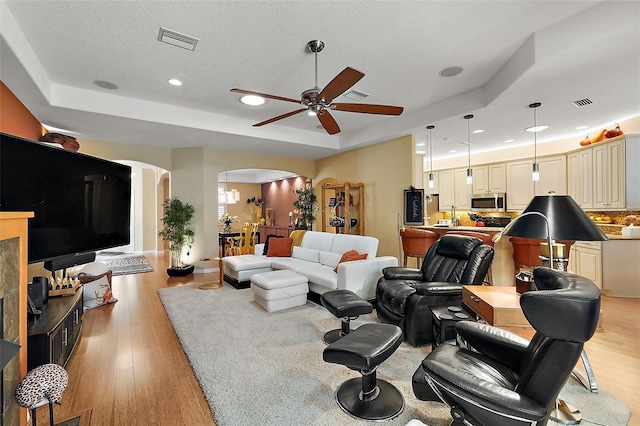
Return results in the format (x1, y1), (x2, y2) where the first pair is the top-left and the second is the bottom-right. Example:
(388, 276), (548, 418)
(251, 270), (309, 312)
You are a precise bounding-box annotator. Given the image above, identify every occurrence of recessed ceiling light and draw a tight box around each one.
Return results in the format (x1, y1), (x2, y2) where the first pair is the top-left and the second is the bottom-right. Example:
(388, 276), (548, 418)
(439, 66), (463, 77)
(168, 78), (183, 86)
(525, 125), (548, 132)
(472, 129), (484, 134)
(575, 125), (589, 130)
(504, 139), (515, 143)
(240, 95), (265, 106)
(415, 150), (426, 155)
(449, 149), (457, 153)
(416, 143), (425, 147)
(94, 80), (118, 90)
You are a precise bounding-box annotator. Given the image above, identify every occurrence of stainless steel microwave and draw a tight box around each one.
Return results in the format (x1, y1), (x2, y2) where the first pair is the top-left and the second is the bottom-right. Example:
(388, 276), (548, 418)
(471, 193), (507, 212)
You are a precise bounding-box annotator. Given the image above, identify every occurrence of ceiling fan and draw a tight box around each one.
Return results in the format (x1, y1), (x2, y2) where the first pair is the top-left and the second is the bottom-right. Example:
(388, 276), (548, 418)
(231, 40), (404, 135)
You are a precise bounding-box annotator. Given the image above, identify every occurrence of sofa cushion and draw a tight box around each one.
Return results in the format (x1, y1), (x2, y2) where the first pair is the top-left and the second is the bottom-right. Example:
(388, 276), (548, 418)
(301, 264), (338, 290)
(331, 234), (378, 258)
(270, 258), (311, 272)
(224, 255), (273, 272)
(300, 231), (335, 252)
(267, 237), (293, 257)
(293, 246), (320, 263)
(319, 251), (342, 268)
(334, 249), (368, 272)
(262, 234), (283, 255)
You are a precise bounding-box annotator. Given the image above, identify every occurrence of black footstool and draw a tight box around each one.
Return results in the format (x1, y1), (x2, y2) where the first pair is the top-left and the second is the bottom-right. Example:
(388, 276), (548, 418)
(320, 289), (373, 344)
(323, 323), (404, 421)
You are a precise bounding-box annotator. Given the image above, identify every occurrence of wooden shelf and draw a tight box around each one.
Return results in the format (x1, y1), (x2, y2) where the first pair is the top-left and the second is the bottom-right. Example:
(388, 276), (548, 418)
(321, 182), (364, 235)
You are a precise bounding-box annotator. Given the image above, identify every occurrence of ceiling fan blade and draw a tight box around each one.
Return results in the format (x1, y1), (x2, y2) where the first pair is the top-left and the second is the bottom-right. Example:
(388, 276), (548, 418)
(332, 103), (404, 115)
(253, 109), (306, 127)
(317, 67), (365, 104)
(231, 88), (302, 104)
(317, 110), (340, 135)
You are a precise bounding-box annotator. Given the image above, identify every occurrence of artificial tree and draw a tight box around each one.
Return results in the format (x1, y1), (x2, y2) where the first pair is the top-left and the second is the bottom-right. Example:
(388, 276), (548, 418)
(158, 197), (195, 275)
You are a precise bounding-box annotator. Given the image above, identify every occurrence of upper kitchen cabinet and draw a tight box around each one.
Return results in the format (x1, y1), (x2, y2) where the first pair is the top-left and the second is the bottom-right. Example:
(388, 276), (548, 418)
(472, 163), (506, 195)
(534, 155), (567, 196)
(568, 135), (639, 210)
(438, 169), (455, 211)
(506, 160), (534, 210)
(454, 168), (473, 210)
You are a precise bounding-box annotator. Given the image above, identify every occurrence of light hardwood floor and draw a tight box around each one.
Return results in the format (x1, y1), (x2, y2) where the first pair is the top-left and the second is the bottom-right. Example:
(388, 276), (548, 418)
(37, 253), (638, 425)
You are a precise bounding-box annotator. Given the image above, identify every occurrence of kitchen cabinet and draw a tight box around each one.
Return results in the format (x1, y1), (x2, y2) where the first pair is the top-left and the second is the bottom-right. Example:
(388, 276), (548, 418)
(567, 149), (593, 208)
(569, 241), (602, 289)
(473, 164), (506, 194)
(506, 160), (534, 210)
(535, 155), (566, 196)
(454, 168), (472, 210)
(569, 239), (640, 297)
(438, 169), (455, 211)
(568, 135), (639, 210)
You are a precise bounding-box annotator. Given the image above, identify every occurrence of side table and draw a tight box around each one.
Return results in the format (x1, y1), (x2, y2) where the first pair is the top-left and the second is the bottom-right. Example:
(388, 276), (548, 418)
(199, 257), (224, 290)
(430, 305), (473, 350)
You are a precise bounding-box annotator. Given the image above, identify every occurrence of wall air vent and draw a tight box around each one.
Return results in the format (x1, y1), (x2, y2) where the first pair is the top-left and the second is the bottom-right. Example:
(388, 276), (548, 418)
(571, 98), (593, 108)
(344, 90), (370, 101)
(157, 27), (199, 51)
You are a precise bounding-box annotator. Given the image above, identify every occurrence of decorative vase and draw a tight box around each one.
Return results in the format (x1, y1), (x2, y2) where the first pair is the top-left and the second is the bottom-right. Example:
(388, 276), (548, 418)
(223, 225), (232, 233)
(256, 206), (262, 222)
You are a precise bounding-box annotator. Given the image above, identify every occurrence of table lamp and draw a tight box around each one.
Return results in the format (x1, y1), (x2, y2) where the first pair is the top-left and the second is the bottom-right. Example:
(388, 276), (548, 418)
(492, 193), (608, 424)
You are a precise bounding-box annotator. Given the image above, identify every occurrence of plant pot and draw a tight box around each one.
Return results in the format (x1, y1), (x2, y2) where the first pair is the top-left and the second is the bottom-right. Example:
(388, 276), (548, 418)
(167, 265), (195, 277)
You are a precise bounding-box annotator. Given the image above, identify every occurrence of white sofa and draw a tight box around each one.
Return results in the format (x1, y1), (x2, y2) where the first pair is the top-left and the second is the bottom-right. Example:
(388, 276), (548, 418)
(222, 231), (398, 300)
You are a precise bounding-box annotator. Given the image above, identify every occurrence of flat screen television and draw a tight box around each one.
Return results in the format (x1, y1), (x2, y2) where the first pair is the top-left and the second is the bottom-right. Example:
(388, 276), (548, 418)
(0, 132), (131, 265)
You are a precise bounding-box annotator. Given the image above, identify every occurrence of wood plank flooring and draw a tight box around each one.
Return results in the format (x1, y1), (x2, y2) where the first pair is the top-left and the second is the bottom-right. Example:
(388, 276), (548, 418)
(37, 253), (638, 425)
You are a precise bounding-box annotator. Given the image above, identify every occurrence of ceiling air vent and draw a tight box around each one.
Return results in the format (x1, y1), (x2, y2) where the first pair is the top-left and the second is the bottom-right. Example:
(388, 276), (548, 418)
(344, 90), (370, 101)
(157, 27), (199, 51)
(571, 98), (593, 108)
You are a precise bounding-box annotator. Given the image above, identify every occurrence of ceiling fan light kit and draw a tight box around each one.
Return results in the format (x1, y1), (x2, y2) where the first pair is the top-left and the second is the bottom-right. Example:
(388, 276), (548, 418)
(230, 40), (404, 135)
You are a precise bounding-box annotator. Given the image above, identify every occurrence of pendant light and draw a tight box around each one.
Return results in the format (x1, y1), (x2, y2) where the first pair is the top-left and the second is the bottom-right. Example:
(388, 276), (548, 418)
(529, 102), (542, 182)
(464, 114), (473, 185)
(219, 171), (240, 205)
(427, 125), (435, 188)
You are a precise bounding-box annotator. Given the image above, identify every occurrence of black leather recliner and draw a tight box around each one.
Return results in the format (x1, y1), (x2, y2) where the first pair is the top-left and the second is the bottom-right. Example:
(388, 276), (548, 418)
(412, 267), (601, 426)
(376, 234), (494, 346)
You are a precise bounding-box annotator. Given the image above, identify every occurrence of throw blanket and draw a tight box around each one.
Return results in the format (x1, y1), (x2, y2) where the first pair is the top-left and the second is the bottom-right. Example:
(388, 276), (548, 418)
(289, 230), (306, 246)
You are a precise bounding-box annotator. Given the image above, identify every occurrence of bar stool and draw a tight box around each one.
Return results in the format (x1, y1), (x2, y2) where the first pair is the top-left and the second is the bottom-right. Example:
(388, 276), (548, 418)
(447, 230), (495, 285)
(400, 229), (439, 268)
(15, 364), (68, 426)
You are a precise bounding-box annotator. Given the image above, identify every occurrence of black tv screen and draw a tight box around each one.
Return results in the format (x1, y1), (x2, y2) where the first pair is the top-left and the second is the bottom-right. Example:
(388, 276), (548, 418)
(0, 132), (131, 264)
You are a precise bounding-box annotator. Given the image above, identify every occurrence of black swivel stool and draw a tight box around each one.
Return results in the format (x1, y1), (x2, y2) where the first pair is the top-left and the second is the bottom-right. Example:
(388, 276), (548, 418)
(323, 323), (404, 421)
(320, 289), (373, 344)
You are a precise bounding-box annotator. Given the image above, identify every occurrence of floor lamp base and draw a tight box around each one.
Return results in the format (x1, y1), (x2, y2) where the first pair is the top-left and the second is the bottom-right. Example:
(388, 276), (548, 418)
(551, 399), (582, 424)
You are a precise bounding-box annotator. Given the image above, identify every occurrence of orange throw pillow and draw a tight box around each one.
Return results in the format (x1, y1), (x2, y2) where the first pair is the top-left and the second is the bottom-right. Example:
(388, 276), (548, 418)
(266, 237), (293, 257)
(334, 250), (368, 272)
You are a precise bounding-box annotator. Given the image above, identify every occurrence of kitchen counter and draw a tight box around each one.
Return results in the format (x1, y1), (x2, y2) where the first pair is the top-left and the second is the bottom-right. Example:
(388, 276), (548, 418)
(417, 225), (504, 233)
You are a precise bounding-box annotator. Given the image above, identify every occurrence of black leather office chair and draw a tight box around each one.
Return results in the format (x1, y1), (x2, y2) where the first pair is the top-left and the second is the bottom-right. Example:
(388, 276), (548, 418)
(412, 267), (601, 426)
(376, 234), (494, 346)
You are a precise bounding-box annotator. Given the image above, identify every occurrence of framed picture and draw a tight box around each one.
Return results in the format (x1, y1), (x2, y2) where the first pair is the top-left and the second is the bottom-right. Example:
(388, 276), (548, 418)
(328, 197), (336, 207)
(404, 188), (424, 225)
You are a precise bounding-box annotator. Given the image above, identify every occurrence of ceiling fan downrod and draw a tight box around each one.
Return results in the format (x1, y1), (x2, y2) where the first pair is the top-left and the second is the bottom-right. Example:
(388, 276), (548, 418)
(307, 40), (324, 91)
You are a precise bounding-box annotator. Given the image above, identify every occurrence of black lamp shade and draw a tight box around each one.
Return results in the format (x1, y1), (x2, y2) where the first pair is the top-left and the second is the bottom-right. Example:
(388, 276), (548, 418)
(505, 195), (608, 241)
(1, 339), (20, 370)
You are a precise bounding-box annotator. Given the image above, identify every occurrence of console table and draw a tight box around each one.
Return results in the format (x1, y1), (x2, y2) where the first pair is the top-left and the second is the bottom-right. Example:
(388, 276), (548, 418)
(27, 288), (83, 370)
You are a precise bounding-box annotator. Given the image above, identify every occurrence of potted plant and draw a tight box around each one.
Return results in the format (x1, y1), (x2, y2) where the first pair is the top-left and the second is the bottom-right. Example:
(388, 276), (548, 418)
(158, 197), (196, 276)
(293, 186), (318, 230)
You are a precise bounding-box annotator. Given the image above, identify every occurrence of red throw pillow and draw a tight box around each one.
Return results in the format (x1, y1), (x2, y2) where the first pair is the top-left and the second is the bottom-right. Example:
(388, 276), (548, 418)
(334, 250), (368, 272)
(266, 237), (294, 257)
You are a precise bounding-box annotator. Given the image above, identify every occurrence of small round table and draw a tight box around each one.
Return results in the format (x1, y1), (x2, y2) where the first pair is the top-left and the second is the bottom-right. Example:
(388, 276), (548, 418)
(199, 257), (224, 290)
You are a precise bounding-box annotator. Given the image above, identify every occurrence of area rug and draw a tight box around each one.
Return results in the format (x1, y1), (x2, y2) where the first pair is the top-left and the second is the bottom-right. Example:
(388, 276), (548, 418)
(158, 284), (631, 426)
(96, 254), (153, 276)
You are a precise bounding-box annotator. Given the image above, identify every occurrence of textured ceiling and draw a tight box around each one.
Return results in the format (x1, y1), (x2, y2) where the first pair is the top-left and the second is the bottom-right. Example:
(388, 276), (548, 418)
(1, 1), (639, 165)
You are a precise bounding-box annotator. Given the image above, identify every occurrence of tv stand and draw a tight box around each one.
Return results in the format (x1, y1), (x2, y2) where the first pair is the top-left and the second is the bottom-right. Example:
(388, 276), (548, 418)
(44, 252), (96, 278)
(27, 287), (83, 370)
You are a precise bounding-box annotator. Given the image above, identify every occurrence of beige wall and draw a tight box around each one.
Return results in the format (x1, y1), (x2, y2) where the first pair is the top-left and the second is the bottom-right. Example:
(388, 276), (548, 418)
(316, 135), (414, 257)
(78, 138), (172, 171)
(222, 182), (263, 229)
